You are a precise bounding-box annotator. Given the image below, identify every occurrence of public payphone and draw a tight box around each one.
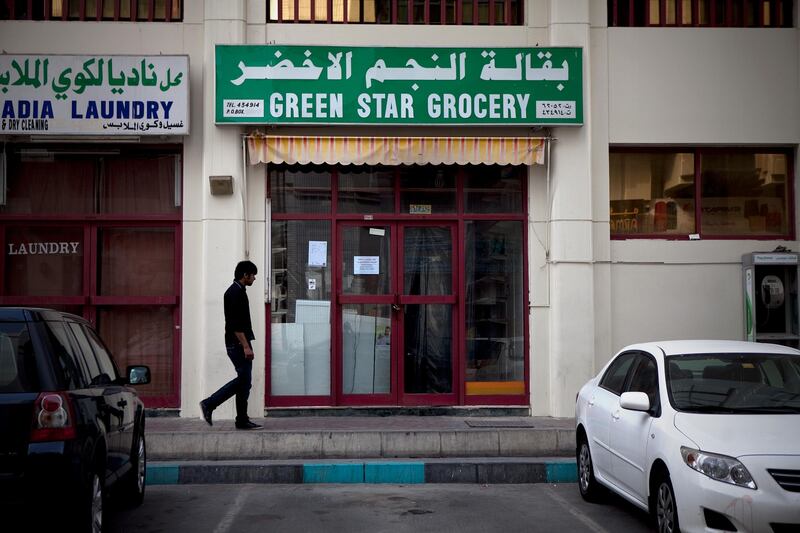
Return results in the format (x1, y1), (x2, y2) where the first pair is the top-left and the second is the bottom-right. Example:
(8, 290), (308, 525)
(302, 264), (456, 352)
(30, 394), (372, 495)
(742, 252), (800, 348)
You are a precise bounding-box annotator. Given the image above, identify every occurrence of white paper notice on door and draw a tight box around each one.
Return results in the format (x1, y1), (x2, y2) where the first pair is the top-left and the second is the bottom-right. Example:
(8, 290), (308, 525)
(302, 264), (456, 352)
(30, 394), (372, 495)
(308, 241), (327, 267)
(354, 256), (379, 275)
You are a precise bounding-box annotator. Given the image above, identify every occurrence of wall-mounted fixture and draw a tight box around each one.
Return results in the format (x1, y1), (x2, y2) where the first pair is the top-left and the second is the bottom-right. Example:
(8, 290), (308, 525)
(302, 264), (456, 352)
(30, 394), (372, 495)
(209, 175), (234, 195)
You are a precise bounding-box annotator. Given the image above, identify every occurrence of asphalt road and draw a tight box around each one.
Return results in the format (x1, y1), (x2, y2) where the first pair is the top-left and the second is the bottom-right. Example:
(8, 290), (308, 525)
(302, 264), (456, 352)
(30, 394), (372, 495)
(105, 483), (654, 533)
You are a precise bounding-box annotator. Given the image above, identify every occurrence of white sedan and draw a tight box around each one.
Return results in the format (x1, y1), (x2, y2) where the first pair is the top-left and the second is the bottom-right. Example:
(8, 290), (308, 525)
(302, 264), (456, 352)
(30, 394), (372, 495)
(575, 340), (800, 533)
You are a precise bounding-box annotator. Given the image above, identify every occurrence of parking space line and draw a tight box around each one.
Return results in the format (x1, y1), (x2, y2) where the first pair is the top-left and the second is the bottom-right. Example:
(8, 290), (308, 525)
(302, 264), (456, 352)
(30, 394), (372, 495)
(213, 484), (253, 533)
(542, 487), (612, 533)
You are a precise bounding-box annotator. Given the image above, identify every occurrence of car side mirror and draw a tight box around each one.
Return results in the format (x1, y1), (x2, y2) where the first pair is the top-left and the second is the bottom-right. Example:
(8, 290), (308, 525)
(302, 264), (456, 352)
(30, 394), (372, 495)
(126, 365), (151, 385)
(620, 391), (650, 412)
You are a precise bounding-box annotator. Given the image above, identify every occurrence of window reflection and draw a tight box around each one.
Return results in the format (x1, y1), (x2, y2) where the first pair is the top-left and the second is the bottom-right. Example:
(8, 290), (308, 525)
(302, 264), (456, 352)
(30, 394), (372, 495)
(271, 221), (332, 396)
(341, 304), (391, 394)
(338, 166), (394, 214)
(701, 153), (788, 236)
(609, 152), (695, 235)
(610, 150), (790, 238)
(465, 221), (524, 395)
(270, 165), (332, 214)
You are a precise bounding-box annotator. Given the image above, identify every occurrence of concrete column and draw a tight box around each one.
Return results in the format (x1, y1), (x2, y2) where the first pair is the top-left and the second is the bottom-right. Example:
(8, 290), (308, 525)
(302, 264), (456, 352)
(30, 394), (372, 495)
(546, 0), (596, 417)
(186, 0), (265, 421)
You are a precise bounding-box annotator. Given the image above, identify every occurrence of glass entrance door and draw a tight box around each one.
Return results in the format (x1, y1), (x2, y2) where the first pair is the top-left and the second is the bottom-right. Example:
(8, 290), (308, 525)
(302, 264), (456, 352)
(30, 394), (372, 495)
(398, 224), (456, 405)
(337, 222), (456, 405)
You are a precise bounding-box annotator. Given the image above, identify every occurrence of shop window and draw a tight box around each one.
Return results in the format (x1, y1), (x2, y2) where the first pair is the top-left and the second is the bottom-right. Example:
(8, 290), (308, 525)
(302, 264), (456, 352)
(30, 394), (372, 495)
(610, 152), (696, 236)
(338, 166), (394, 214)
(610, 149), (791, 239)
(465, 220), (525, 395)
(269, 164), (528, 405)
(4, 225), (84, 296)
(400, 166), (456, 214)
(608, 0), (792, 27)
(0, 143), (182, 407)
(700, 153), (789, 236)
(97, 306), (174, 396)
(269, 0), (521, 24)
(98, 227), (175, 296)
(102, 155), (180, 215)
(1, 156), (94, 215)
(1, 148), (180, 216)
(270, 220), (332, 396)
(270, 166), (331, 214)
(464, 165), (524, 214)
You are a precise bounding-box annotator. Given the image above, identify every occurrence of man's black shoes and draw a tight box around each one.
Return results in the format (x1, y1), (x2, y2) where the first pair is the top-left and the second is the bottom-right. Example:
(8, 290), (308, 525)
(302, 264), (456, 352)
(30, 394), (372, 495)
(235, 420), (262, 430)
(199, 401), (213, 426)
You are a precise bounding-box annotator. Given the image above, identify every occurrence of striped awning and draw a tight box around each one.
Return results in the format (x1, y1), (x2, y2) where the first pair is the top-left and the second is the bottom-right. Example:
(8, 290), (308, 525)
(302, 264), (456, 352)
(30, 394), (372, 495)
(246, 135), (546, 166)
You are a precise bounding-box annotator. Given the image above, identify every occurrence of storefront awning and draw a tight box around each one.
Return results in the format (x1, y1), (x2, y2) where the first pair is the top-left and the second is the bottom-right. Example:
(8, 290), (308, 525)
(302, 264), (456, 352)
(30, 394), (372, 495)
(246, 135), (546, 166)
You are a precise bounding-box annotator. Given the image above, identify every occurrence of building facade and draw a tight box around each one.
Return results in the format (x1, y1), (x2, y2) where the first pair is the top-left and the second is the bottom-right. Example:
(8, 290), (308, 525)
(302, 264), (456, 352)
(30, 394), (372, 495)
(1, 0), (797, 418)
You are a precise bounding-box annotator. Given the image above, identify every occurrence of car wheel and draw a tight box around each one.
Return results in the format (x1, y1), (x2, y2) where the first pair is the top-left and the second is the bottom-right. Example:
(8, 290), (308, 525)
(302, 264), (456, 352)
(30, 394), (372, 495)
(655, 474), (680, 533)
(577, 434), (603, 502)
(118, 429), (146, 507)
(79, 467), (104, 533)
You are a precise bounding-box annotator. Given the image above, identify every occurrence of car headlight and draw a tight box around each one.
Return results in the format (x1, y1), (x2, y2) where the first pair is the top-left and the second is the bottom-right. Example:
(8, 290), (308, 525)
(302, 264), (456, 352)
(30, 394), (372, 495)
(680, 447), (757, 490)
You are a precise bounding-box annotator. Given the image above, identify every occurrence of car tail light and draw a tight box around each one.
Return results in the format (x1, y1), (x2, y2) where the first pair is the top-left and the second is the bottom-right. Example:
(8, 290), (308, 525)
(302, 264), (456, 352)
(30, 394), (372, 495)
(30, 392), (76, 442)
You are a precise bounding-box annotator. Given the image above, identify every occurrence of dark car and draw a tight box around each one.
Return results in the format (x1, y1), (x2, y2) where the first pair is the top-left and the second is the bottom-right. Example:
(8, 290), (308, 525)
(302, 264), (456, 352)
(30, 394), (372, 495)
(0, 307), (150, 532)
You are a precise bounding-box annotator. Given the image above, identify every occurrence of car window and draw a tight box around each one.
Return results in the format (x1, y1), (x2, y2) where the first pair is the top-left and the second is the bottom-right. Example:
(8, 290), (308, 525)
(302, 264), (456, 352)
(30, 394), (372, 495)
(668, 353), (800, 413)
(761, 359), (785, 388)
(599, 352), (638, 395)
(68, 322), (108, 386)
(0, 321), (37, 393)
(626, 355), (659, 409)
(42, 320), (88, 390)
(84, 326), (120, 382)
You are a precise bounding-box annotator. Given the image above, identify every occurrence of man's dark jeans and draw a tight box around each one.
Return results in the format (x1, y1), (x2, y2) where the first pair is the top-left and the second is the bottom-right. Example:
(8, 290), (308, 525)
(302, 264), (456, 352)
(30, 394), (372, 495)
(205, 343), (252, 423)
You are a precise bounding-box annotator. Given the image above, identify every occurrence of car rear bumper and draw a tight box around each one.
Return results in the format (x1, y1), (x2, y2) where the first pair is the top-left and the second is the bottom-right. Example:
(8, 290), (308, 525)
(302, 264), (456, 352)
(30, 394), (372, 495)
(0, 441), (84, 503)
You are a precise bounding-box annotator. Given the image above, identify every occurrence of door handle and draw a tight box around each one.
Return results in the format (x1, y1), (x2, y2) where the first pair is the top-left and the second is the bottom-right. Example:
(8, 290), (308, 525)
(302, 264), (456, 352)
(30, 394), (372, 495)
(587, 398), (595, 407)
(391, 303), (402, 312)
(612, 411), (620, 420)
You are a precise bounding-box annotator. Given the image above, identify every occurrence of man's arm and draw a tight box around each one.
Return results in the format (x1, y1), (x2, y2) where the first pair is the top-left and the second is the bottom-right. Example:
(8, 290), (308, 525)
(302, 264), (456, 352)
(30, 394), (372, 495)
(234, 331), (254, 360)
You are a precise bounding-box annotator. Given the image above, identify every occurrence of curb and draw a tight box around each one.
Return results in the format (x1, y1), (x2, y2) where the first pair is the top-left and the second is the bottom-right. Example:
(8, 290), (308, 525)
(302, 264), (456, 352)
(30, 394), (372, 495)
(146, 458), (577, 485)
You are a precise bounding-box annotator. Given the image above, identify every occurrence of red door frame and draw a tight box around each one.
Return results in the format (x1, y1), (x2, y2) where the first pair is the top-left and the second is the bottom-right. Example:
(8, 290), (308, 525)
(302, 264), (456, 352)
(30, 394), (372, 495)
(265, 164), (530, 408)
(396, 222), (459, 406)
(335, 221), (398, 406)
(334, 221), (459, 406)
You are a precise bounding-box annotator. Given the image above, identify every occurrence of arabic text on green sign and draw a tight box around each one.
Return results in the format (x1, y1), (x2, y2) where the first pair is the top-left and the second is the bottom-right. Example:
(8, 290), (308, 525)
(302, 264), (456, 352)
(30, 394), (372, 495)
(215, 46), (582, 126)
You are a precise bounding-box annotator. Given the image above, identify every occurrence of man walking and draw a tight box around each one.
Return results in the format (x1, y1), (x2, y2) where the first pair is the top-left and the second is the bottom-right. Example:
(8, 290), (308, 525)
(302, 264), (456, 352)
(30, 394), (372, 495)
(200, 260), (262, 430)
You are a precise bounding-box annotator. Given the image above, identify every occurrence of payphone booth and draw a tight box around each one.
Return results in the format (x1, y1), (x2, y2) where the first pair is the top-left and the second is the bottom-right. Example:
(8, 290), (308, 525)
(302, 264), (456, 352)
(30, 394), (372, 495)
(742, 252), (800, 348)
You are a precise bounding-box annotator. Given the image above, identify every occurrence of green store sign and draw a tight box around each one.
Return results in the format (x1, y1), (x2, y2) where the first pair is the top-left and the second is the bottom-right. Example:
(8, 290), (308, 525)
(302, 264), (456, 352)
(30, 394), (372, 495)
(215, 45), (582, 126)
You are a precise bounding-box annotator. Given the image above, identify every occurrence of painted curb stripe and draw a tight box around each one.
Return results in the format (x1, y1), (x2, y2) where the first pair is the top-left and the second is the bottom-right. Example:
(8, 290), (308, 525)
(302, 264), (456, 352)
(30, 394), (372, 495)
(146, 464), (180, 485)
(546, 462), (578, 483)
(147, 461), (576, 484)
(303, 463), (364, 483)
(365, 462), (425, 484)
(303, 462), (426, 483)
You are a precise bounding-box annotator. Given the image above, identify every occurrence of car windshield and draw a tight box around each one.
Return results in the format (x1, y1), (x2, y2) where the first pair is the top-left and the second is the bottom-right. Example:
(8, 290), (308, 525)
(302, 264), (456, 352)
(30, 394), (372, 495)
(667, 352), (800, 414)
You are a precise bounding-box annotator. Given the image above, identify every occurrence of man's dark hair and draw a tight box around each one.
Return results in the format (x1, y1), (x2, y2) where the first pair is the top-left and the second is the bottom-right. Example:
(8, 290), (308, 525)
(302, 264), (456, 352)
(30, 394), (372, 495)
(234, 260), (258, 280)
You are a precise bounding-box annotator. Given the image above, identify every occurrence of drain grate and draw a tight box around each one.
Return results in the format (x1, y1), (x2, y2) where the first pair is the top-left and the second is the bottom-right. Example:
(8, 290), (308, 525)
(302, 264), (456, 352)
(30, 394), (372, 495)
(464, 420), (536, 428)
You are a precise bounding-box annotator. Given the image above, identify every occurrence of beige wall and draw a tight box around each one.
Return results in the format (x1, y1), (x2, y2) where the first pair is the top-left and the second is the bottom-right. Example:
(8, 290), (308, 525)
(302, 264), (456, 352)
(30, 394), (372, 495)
(603, 27), (800, 371)
(3, 0), (799, 418)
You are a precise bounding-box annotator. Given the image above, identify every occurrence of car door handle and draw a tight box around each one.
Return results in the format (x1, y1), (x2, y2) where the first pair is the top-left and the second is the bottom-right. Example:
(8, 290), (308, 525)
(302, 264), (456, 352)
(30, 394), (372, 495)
(587, 399), (595, 407)
(612, 411), (621, 420)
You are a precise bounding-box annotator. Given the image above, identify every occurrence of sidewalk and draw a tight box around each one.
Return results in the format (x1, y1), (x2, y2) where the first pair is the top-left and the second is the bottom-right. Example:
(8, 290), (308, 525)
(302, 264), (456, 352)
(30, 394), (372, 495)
(146, 415), (578, 485)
